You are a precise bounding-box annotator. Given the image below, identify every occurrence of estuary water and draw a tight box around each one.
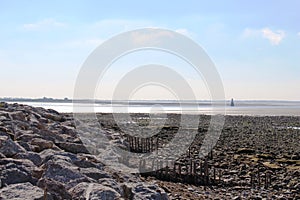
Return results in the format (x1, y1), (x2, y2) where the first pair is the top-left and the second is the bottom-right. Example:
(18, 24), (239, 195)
(8, 100), (300, 116)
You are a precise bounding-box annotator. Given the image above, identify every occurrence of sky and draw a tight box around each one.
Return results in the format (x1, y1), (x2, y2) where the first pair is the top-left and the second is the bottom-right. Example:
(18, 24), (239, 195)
(0, 0), (300, 100)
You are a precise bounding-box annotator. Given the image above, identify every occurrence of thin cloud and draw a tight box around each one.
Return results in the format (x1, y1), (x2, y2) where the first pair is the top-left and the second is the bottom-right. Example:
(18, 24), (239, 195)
(175, 28), (197, 39)
(23, 18), (65, 31)
(175, 29), (190, 36)
(131, 29), (174, 45)
(261, 28), (285, 45)
(65, 38), (104, 48)
(242, 27), (285, 45)
(242, 28), (260, 37)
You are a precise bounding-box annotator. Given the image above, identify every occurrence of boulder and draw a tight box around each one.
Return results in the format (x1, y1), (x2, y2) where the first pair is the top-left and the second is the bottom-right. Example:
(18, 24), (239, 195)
(0, 158), (39, 186)
(31, 138), (54, 152)
(9, 111), (26, 121)
(0, 136), (26, 157)
(98, 178), (123, 195)
(79, 167), (111, 180)
(37, 178), (72, 200)
(40, 157), (92, 189)
(13, 151), (42, 166)
(69, 182), (121, 200)
(0, 152), (6, 158)
(0, 182), (53, 200)
(41, 112), (65, 122)
(130, 183), (168, 200)
(74, 154), (104, 169)
(55, 142), (89, 154)
(40, 151), (79, 166)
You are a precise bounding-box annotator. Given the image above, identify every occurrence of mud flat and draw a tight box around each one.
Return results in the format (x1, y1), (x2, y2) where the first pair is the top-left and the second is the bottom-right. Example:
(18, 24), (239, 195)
(97, 113), (300, 199)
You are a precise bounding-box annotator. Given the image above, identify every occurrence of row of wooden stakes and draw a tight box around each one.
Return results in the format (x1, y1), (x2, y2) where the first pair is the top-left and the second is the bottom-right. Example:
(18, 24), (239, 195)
(126, 135), (273, 188)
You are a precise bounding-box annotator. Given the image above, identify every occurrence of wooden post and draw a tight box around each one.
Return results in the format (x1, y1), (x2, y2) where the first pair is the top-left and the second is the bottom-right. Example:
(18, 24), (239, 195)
(146, 138), (149, 152)
(193, 160), (197, 175)
(258, 171), (261, 188)
(264, 173), (267, 188)
(173, 162), (176, 174)
(128, 136), (131, 150)
(138, 159), (142, 171)
(151, 158), (155, 172)
(200, 161), (203, 176)
(144, 159), (147, 171)
(165, 165), (169, 181)
(134, 137), (137, 152)
(43, 187), (47, 200)
(213, 167), (216, 183)
(189, 159), (192, 175)
(138, 138), (141, 152)
(250, 172), (253, 188)
(205, 159), (209, 185)
(151, 138), (153, 152)
(178, 163), (182, 177)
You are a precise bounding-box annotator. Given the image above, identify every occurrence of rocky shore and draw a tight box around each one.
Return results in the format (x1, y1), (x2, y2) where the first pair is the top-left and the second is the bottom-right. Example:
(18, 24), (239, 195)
(0, 102), (299, 199)
(97, 113), (300, 199)
(0, 102), (168, 200)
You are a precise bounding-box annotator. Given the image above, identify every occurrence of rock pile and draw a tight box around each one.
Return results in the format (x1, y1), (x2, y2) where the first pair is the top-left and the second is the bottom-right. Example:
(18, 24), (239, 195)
(0, 102), (168, 200)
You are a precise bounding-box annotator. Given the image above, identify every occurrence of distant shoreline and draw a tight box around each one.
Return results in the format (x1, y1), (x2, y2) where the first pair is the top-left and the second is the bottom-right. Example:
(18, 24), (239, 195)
(2, 100), (300, 116)
(1, 97), (300, 104)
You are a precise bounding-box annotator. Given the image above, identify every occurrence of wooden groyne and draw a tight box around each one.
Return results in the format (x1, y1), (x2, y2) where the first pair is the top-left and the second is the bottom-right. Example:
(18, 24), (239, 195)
(124, 134), (274, 189)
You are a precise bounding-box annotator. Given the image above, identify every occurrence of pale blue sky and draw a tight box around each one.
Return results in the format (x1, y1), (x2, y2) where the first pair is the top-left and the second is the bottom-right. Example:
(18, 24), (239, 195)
(0, 0), (300, 100)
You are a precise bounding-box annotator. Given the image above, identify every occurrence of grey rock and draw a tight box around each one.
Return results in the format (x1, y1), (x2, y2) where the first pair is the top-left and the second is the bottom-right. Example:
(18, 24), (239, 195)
(0, 152), (6, 158)
(0, 130), (9, 137)
(98, 178), (123, 195)
(9, 111), (26, 121)
(0, 158), (39, 186)
(40, 157), (92, 189)
(55, 142), (89, 154)
(0, 103), (171, 200)
(0, 182), (53, 200)
(17, 141), (33, 151)
(38, 149), (62, 161)
(14, 129), (37, 141)
(41, 112), (65, 122)
(127, 183), (168, 200)
(80, 167), (111, 180)
(0, 165), (31, 186)
(74, 154), (104, 169)
(0, 136), (25, 157)
(38, 178), (72, 200)
(40, 151), (79, 166)
(69, 182), (121, 200)
(31, 138), (54, 152)
(13, 151), (42, 166)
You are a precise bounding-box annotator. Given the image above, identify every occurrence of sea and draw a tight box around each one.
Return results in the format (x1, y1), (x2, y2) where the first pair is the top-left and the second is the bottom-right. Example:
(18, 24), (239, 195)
(7, 100), (300, 116)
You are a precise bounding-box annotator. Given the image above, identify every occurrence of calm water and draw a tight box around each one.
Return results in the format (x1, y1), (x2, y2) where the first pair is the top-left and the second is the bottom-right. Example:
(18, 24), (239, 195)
(8, 101), (300, 116)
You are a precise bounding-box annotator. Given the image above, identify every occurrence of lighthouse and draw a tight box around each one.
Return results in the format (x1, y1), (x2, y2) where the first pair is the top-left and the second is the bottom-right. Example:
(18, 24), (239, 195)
(230, 98), (235, 107)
